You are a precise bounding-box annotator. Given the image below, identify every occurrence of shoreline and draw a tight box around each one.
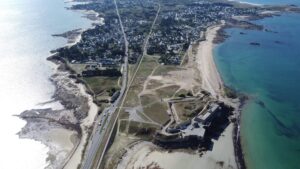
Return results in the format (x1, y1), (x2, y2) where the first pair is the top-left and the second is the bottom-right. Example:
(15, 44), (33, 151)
(110, 23), (246, 169)
(196, 23), (246, 169)
(196, 23), (225, 98)
(16, 0), (298, 168)
(45, 4), (106, 168)
(17, 65), (98, 169)
(16, 3), (103, 169)
(51, 2), (299, 168)
(46, 9), (103, 169)
(197, 23), (247, 169)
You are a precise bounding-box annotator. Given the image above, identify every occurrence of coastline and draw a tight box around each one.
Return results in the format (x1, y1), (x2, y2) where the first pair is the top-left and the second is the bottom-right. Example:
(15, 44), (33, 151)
(196, 24), (225, 98)
(16, 4), (103, 169)
(50, 2), (299, 168)
(110, 23), (245, 169)
(46, 10), (103, 168)
(197, 23), (247, 169)
(196, 23), (246, 169)
(14, 0), (299, 168)
(17, 64), (98, 169)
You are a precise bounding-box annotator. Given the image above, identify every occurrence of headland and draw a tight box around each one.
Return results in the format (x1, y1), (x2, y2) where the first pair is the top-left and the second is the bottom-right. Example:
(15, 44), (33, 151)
(16, 0), (300, 169)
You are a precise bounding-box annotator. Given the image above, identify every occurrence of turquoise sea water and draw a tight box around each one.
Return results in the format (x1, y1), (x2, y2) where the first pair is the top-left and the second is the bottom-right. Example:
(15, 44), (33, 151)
(214, 11), (300, 169)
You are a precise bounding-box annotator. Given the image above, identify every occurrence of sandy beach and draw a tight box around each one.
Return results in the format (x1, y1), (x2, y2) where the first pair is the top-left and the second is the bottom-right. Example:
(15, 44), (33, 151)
(116, 124), (237, 169)
(63, 79), (98, 169)
(196, 24), (224, 98)
(112, 24), (239, 169)
(41, 5), (103, 169)
(17, 66), (99, 169)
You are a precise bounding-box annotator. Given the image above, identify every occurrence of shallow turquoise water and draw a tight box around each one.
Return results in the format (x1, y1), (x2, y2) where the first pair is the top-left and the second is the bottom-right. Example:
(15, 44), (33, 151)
(214, 13), (300, 169)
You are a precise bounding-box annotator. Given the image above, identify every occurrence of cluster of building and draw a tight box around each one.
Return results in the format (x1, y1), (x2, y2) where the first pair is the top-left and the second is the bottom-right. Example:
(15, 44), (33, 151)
(118, 0), (158, 63)
(154, 102), (224, 148)
(65, 1), (125, 68)
(60, 0), (261, 73)
(147, 1), (259, 65)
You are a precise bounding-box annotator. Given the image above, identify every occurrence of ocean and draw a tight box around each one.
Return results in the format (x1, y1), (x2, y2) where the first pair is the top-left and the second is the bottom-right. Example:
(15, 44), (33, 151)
(214, 3), (300, 169)
(0, 0), (92, 168)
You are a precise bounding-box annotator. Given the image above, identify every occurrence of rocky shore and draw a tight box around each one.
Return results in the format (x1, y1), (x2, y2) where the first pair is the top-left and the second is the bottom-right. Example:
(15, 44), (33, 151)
(52, 29), (83, 44)
(16, 2), (102, 168)
(16, 65), (96, 168)
(210, 6), (300, 169)
(15, 0), (300, 168)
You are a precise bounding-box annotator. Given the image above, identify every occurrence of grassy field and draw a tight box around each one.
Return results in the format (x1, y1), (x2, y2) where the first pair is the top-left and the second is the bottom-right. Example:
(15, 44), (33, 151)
(143, 101), (169, 125)
(83, 76), (120, 95)
(124, 56), (159, 107)
(119, 120), (160, 139)
(140, 94), (158, 106)
(122, 55), (172, 125)
(68, 63), (87, 74)
(146, 79), (164, 90)
(174, 88), (190, 97)
(155, 85), (180, 98)
(173, 99), (206, 121)
(152, 65), (180, 76)
(140, 93), (170, 125)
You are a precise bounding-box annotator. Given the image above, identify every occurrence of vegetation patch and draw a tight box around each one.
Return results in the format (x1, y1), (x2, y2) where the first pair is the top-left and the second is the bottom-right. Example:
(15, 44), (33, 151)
(121, 120), (160, 140)
(119, 109), (130, 120)
(68, 63), (87, 74)
(174, 89), (189, 97)
(146, 79), (164, 90)
(173, 99), (206, 121)
(143, 102), (169, 125)
(124, 56), (158, 107)
(124, 85), (143, 107)
(83, 76), (119, 95)
(119, 120), (160, 140)
(153, 65), (179, 76)
(119, 120), (129, 133)
(140, 94), (158, 107)
(155, 85), (181, 98)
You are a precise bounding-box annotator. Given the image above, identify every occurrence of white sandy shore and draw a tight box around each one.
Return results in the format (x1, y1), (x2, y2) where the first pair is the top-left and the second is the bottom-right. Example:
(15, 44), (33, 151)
(17, 67), (99, 169)
(63, 82), (98, 169)
(47, 68), (99, 169)
(15, 2), (104, 169)
(117, 124), (236, 169)
(50, 4), (103, 169)
(196, 24), (224, 98)
(114, 24), (238, 169)
(61, 9), (103, 169)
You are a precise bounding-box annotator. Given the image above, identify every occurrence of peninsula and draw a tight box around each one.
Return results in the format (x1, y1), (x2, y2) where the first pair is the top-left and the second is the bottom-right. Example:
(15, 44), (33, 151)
(17, 0), (300, 169)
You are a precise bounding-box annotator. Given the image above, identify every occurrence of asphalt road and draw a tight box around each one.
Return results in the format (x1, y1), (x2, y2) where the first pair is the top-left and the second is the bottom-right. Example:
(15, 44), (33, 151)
(81, 0), (129, 168)
(81, 57), (128, 169)
(80, 2), (160, 169)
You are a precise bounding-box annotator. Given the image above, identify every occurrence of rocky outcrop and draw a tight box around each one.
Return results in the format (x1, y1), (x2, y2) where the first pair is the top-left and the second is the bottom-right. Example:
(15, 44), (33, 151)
(16, 70), (90, 168)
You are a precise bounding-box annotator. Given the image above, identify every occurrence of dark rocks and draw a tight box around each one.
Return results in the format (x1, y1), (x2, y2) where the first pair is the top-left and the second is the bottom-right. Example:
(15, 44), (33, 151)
(250, 42), (260, 46)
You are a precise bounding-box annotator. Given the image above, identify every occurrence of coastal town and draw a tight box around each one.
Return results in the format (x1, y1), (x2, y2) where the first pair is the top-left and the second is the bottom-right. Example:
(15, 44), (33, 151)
(60, 0), (265, 66)
(17, 0), (300, 169)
